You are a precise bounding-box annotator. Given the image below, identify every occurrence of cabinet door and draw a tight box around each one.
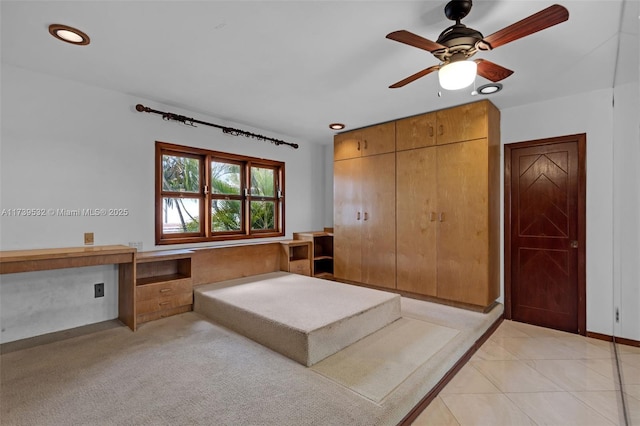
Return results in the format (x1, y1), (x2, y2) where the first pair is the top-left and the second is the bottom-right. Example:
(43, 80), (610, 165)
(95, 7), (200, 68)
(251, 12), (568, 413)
(333, 158), (362, 282)
(361, 153), (396, 289)
(436, 139), (489, 306)
(396, 147), (437, 295)
(436, 101), (488, 145)
(334, 130), (362, 161)
(360, 122), (396, 157)
(396, 113), (437, 151)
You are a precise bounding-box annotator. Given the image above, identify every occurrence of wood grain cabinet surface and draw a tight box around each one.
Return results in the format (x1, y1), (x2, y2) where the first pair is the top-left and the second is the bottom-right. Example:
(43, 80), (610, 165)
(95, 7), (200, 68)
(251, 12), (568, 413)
(335, 100), (500, 309)
(291, 232), (334, 279)
(135, 250), (193, 324)
(334, 121), (395, 160)
(279, 240), (312, 277)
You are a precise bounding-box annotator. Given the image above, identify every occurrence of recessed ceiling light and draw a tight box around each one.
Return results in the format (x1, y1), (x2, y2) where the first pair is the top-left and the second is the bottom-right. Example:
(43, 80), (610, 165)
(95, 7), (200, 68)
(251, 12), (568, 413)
(329, 123), (345, 130)
(48, 24), (90, 45)
(477, 83), (503, 95)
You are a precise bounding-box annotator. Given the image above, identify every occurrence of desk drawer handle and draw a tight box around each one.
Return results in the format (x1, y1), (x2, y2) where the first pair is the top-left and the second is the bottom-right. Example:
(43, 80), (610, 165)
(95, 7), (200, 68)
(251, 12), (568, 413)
(159, 301), (171, 306)
(159, 288), (172, 293)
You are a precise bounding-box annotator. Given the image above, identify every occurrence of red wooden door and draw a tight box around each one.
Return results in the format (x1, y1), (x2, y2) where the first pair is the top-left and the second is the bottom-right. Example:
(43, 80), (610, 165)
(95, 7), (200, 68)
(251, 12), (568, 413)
(506, 135), (586, 334)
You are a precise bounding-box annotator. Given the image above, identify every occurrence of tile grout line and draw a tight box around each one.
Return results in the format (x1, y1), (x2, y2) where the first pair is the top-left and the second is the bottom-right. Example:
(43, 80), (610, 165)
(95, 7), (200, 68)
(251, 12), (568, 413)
(612, 338), (630, 426)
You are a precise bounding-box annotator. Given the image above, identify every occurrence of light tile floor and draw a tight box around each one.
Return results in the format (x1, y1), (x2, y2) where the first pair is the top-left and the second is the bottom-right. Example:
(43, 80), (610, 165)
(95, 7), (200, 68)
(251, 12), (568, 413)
(413, 320), (640, 426)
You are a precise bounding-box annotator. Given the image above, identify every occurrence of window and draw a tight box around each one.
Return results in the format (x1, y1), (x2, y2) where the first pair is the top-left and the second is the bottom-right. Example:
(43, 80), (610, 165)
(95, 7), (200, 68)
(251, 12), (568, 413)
(156, 142), (285, 244)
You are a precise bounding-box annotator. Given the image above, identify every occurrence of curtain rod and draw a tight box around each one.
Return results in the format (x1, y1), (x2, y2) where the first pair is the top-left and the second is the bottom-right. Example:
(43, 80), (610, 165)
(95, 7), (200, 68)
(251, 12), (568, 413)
(135, 104), (299, 149)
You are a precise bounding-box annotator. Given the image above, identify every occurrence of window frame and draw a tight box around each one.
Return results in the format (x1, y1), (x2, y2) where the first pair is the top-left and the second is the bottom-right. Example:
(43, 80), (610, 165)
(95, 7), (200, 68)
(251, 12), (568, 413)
(156, 141), (285, 245)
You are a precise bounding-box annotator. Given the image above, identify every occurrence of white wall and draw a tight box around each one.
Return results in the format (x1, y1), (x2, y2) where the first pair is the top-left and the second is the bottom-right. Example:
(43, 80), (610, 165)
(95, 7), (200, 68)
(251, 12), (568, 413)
(613, 81), (640, 341)
(501, 89), (640, 340)
(0, 64), (326, 343)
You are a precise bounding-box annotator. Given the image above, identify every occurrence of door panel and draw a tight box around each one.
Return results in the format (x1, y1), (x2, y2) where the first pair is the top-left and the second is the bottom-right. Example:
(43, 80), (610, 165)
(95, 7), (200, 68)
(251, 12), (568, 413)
(396, 148), (437, 295)
(437, 139), (489, 306)
(396, 113), (436, 151)
(360, 122), (396, 157)
(361, 153), (396, 289)
(510, 141), (580, 333)
(436, 102), (487, 145)
(333, 158), (362, 282)
(334, 130), (362, 161)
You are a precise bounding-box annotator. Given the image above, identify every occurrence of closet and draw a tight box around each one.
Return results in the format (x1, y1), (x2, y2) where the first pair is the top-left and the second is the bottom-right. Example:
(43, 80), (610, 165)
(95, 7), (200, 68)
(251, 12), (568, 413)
(334, 100), (500, 309)
(333, 122), (396, 289)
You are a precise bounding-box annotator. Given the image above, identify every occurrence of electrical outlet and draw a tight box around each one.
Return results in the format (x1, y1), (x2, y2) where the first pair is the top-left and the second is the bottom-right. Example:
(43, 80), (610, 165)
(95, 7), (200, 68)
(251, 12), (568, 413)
(84, 232), (94, 245)
(94, 283), (104, 298)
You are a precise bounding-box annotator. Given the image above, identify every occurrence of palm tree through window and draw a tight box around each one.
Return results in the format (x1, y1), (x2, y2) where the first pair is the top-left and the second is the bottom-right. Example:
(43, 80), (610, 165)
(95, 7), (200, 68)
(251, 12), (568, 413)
(156, 142), (285, 244)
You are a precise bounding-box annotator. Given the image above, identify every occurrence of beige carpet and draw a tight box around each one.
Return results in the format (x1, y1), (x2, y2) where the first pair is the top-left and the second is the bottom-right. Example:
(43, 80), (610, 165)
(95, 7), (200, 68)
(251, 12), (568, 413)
(312, 317), (459, 402)
(194, 272), (401, 366)
(1, 297), (502, 426)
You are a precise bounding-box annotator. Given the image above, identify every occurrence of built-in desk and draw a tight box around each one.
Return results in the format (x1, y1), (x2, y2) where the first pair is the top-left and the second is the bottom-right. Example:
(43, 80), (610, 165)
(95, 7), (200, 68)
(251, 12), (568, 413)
(0, 245), (137, 330)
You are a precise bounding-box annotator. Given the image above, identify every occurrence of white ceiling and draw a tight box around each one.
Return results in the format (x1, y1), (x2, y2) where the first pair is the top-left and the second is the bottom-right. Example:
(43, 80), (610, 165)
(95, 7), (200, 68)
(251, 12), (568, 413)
(1, 1), (638, 145)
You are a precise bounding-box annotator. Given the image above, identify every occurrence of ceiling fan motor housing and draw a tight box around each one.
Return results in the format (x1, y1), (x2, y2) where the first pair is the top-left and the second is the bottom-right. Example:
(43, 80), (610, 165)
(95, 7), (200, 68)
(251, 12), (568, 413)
(434, 23), (484, 62)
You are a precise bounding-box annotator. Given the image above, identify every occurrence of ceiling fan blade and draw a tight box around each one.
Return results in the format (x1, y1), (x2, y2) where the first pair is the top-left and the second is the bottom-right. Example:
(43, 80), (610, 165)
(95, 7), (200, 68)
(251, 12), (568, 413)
(481, 4), (569, 50)
(386, 30), (446, 52)
(389, 65), (440, 88)
(475, 59), (514, 82)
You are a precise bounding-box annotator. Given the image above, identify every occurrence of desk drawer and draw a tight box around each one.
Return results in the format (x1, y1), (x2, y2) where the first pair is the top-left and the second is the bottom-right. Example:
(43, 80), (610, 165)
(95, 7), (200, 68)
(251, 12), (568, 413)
(136, 278), (192, 301)
(137, 305), (192, 324)
(289, 259), (311, 276)
(136, 293), (193, 315)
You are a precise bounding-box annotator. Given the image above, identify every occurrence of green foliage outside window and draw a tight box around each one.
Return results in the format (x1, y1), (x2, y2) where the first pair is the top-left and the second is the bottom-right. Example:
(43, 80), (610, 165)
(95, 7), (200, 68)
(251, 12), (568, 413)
(157, 142), (284, 243)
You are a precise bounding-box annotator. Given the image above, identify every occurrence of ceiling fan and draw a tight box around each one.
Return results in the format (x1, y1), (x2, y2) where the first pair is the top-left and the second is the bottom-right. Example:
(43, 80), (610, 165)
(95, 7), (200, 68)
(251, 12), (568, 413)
(386, 1), (569, 90)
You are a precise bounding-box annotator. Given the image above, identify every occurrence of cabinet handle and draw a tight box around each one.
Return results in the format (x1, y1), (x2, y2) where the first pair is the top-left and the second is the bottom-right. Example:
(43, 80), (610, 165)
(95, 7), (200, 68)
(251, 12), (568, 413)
(364, 212), (369, 221)
(357, 211), (361, 220)
(430, 212), (436, 222)
(364, 140), (368, 150)
(159, 301), (170, 306)
(429, 126), (434, 137)
(160, 288), (172, 293)
(357, 141), (361, 151)
(439, 212), (445, 222)
(439, 124), (444, 136)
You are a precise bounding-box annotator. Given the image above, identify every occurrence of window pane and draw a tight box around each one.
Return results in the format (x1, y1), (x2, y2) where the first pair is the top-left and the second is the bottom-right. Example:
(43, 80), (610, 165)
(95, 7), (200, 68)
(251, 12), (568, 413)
(211, 161), (241, 195)
(162, 197), (200, 233)
(251, 167), (275, 196)
(251, 201), (275, 230)
(162, 155), (200, 193)
(211, 200), (242, 231)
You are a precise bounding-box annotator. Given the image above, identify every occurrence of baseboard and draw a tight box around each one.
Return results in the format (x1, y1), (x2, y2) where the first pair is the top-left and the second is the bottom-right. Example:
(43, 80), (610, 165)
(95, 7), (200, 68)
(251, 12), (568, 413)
(587, 331), (640, 347)
(0, 319), (123, 354)
(397, 313), (504, 426)
(333, 278), (495, 313)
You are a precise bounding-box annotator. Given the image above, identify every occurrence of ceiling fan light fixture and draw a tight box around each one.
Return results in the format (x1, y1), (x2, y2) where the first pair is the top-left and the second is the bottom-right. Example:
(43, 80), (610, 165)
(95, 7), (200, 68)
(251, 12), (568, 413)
(438, 59), (477, 90)
(48, 24), (90, 45)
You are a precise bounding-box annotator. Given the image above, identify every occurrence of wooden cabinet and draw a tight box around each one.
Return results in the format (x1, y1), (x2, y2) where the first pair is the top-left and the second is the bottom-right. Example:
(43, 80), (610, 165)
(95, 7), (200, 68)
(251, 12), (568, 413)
(293, 232), (333, 279)
(396, 147), (438, 296)
(397, 138), (495, 306)
(436, 102), (489, 145)
(279, 240), (312, 276)
(334, 121), (395, 160)
(135, 250), (193, 324)
(334, 158), (362, 282)
(333, 153), (396, 289)
(335, 100), (499, 309)
(396, 112), (436, 151)
(396, 102), (491, 151)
